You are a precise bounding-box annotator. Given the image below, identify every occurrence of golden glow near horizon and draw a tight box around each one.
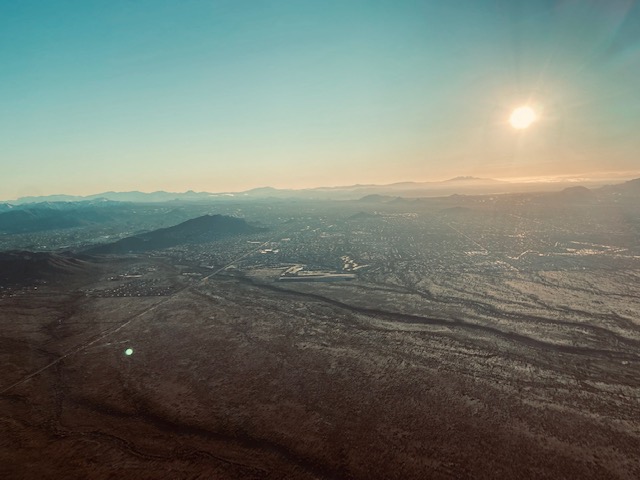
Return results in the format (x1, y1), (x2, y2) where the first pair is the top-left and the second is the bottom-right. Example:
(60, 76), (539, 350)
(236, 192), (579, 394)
(509, 106), (537, 130)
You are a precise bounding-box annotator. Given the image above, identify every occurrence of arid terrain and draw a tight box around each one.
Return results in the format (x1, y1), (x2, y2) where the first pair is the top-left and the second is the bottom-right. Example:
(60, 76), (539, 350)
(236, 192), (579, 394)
(1, 233), (639, 478)
(2, 185), (640, 478)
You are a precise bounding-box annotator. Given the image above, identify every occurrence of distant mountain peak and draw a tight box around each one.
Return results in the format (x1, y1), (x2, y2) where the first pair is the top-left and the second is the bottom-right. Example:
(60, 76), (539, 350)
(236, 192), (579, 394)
(445, 176), (489, 182)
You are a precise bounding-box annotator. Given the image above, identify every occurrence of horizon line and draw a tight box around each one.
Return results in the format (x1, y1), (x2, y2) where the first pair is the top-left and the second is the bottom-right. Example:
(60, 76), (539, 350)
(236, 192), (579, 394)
(4, 171), (640, 203)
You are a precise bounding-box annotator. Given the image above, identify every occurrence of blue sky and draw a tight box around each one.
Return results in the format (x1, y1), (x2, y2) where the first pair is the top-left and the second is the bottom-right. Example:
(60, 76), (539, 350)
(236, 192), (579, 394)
(1, 0), (639, 197)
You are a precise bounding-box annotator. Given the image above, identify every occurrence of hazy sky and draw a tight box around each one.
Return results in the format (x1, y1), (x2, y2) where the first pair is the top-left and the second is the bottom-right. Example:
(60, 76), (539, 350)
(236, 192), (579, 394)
(2, 0), (639, 198)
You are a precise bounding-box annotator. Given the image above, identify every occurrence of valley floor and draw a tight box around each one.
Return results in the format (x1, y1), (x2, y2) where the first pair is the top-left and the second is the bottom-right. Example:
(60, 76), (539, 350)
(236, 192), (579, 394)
(1, 256), (639, 479)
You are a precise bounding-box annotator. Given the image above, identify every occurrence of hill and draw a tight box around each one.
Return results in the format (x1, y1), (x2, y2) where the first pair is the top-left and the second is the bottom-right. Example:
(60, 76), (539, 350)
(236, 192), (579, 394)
(531, 185), (597, 205)
(0, 201), (124, 234)
(0, 251), (90, 285)
(0, 209), (85, 233)
(85, 214), (264, 254)
(600, 178), (640, 197)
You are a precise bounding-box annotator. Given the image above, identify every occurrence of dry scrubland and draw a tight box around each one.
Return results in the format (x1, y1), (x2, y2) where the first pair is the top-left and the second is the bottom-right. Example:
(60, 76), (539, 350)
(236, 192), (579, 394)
(1, 255), (639, 479)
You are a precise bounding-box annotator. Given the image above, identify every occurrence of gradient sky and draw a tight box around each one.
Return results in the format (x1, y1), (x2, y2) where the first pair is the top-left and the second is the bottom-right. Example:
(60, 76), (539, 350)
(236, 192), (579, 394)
(2, 0), (640, 198)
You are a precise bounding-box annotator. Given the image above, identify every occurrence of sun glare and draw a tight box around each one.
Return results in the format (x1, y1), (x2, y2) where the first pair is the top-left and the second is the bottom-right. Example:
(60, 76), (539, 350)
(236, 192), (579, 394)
(509, 106), (537, 129)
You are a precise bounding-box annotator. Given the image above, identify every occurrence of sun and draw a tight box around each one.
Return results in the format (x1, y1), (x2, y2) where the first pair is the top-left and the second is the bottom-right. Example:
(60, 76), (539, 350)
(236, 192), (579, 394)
(509, 105), (537, 129)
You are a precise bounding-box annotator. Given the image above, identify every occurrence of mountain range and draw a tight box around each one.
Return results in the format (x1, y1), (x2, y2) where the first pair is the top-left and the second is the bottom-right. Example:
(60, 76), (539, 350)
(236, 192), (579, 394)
(8, 175), (627, 204)
(1, 178), (639, 237)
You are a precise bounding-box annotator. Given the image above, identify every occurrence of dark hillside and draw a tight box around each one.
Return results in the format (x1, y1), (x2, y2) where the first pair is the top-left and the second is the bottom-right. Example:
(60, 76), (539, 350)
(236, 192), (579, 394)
(85, 214), (264, 254)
